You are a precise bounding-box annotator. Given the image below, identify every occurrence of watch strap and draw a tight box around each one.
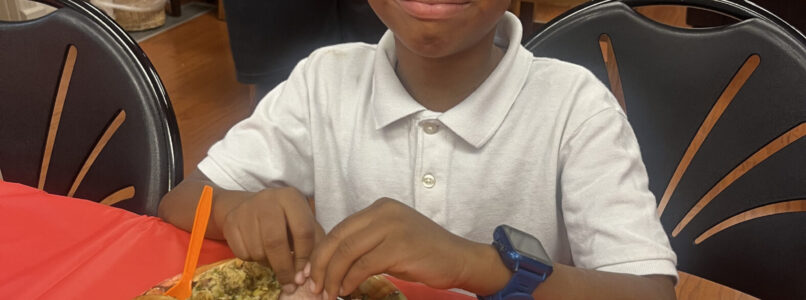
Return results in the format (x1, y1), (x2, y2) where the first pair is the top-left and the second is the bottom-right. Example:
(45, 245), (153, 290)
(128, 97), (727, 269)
(477, 268), (546, 300)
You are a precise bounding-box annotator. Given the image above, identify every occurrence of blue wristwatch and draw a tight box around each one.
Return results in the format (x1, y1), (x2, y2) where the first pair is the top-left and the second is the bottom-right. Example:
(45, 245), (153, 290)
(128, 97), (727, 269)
(478, 225), (553, 300)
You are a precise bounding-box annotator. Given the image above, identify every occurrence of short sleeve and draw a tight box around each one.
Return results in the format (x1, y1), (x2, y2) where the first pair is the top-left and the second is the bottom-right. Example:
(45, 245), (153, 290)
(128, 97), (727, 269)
(559, 103), (678, 279)
(197, 59), (314, 195)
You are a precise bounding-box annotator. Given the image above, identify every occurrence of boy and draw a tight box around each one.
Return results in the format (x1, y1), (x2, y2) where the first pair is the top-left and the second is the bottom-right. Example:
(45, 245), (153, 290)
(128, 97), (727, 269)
(159, 0), (678, 299)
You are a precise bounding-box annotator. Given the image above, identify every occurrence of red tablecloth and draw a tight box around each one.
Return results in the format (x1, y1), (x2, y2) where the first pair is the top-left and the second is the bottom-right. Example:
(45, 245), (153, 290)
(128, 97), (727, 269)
(0, 181), (473, 300)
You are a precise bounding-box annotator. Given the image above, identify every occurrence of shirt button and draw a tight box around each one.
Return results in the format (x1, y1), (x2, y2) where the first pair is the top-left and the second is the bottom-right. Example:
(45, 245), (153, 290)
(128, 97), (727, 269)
(422, 121), (440, 135)
(422, 173), (436, 188)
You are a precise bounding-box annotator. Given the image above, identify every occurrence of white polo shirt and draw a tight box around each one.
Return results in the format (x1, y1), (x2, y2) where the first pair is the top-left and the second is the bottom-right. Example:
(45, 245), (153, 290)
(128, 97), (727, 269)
(198, 12), (677, 278)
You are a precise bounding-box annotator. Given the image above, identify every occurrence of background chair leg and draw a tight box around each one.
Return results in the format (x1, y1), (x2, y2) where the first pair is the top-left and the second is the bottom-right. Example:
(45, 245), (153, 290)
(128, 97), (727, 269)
(166, 0), (181, 17)
(217, 0), (225, 20)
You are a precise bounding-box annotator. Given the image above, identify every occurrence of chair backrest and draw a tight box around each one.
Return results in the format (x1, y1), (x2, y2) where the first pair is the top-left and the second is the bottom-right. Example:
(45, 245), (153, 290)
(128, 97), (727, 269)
(524, 0), (806, 298)
(0, 0), (182, 216)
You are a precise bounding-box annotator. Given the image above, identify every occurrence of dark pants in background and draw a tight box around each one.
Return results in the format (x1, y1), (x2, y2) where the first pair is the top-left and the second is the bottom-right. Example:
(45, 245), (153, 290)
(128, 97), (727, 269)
(222, 0), (388, 98)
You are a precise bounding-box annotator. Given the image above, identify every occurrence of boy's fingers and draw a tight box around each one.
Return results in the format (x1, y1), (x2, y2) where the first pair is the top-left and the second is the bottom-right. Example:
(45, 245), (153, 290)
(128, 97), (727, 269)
(283, 199), (319, 273)
(290, 223), (316, 281)
(260, 213), (295, 285)
(303, 225), (325, 281)
(340, 250), (390, 296)
(244, 214), (269, 262)
(314, 224), (325, 244)
(323, 226), (387, 298)
(309, 208), (373, 293)
(223, 224), (251, 261)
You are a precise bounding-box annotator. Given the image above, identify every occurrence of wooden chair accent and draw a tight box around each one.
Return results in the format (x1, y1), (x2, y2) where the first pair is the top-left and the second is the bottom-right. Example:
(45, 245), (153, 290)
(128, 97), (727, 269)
(33, 39), (140, 208)
(658, 55), (760, 217)
(673, 122), (806, 236)
(598, 34), (626, 112)
(39, 45), (77, 190)
(695, 199), (806, 244)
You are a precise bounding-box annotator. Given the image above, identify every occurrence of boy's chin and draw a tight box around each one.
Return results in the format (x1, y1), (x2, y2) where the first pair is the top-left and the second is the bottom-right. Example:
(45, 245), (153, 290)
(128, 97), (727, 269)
(404, 38), (495, 61)
(407, 45), (458, 59)
(396, 34), (467, 59)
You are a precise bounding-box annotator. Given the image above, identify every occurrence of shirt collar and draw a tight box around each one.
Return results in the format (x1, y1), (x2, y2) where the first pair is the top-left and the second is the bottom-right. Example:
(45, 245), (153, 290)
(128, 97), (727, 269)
(371, 12), (532, 148)
(371, 30), (426, 130)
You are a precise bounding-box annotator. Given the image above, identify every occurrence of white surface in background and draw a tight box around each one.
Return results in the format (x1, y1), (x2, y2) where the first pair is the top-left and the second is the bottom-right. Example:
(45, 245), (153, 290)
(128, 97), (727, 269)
(18, 0), (54, 19)
(0, 0), (55, 21)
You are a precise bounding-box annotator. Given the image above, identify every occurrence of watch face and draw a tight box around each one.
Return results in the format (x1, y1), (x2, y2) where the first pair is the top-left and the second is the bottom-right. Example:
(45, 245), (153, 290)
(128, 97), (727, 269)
(502, 225), (552, 267)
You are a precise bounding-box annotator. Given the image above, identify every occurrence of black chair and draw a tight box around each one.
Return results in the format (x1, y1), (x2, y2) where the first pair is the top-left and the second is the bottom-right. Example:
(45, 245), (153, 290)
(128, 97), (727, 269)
(0, 0), (183, 216)
(524, 0), (806, 298)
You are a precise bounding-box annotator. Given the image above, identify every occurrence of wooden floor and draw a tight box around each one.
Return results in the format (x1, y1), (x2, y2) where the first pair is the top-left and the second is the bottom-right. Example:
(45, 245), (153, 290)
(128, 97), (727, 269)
(137, 8), (756, 300)
(138, 12), (253, 176)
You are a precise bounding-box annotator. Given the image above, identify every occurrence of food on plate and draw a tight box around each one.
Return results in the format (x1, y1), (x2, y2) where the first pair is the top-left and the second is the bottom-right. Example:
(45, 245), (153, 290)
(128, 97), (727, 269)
(136, 258), (406, 300)
(191, 258), (279, 300)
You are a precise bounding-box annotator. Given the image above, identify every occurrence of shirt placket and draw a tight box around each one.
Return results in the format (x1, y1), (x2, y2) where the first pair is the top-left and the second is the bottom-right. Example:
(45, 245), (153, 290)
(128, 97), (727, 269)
(412, 113), (450, 225)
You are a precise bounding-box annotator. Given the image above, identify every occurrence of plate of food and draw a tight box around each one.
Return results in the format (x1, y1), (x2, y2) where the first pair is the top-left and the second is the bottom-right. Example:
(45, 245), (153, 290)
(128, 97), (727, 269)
(134, 258), (406, 300)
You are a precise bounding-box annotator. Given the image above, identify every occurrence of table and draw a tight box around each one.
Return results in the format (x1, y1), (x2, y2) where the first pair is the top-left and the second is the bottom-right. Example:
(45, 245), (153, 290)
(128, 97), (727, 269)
(0, 181), (232, 299)
(0, 181), (756, 299)
(0, 181), (469, 299)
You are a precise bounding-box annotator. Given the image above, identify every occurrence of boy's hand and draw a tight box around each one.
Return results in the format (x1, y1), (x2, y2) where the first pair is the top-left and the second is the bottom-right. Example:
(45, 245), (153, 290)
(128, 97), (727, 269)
(307, 198), (478, 300)
(221, 187), (324, 291)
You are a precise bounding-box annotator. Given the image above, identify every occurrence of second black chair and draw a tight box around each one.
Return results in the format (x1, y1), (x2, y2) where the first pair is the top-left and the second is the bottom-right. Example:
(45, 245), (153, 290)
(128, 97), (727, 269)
(525, 0), (806, 298)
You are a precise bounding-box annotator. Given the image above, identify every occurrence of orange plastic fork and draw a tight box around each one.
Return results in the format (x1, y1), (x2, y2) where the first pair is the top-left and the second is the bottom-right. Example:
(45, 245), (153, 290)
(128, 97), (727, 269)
(165, 185), (214, 300)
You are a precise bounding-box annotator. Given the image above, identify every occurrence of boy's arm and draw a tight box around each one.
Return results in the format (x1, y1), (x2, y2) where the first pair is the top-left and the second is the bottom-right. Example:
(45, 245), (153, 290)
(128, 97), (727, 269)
(158, 169), (251, 240)
(462, 242), (676, 300)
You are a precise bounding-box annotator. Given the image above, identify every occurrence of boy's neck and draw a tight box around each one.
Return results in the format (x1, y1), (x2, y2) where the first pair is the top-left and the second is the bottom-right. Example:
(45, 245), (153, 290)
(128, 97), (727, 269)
(394, 29), (505, 113)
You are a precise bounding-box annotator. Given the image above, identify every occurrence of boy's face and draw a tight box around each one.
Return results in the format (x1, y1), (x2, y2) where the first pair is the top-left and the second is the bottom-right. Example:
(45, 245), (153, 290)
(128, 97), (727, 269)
(369, 0), (511, 59)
